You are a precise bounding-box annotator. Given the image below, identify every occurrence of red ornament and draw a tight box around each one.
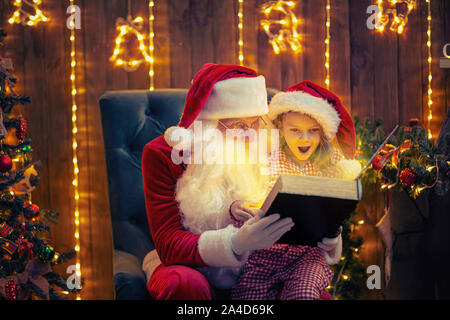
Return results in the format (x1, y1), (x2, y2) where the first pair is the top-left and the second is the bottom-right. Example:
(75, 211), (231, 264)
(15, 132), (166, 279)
(0, 154), (12, 173)
(5, 279), (19, 300)
(24, 203), (40, 220)
(16, 117), (27, 141)
(400, 168), (417, 186)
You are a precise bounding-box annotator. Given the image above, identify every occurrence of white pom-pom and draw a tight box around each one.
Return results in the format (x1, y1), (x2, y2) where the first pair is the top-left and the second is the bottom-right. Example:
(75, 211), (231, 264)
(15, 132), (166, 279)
(336, 159), (362, 180)
(164, 126), (193, 150)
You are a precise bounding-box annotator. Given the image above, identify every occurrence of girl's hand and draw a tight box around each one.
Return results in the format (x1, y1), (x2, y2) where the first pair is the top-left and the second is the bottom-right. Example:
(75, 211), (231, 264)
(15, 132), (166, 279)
(230, 200), (260, 222)
(318, 231), (343, 265)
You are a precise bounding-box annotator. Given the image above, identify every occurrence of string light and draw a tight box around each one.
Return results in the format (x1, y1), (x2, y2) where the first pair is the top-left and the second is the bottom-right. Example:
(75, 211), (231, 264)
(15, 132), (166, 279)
(69, 0), (81, 301)
(148, 1), (155, 90)
(325, 0), (331, 89)
(237, 0), (244, 65)
(8, 0), (48, 26)
(374, 0), (416, 34)
(426, 0), (433, 139)
(260, 0), (301, 54)
(111, 0), (152, 72)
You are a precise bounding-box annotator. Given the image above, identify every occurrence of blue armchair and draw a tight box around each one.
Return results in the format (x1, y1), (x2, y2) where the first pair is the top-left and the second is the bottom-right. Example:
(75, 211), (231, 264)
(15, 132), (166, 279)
(99, 88), (279, 300)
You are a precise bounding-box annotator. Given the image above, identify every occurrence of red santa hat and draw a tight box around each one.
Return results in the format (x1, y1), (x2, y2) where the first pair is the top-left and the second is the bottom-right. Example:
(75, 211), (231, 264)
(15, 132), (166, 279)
(268, 80), (356, 160)
(164, 63), (268, 148)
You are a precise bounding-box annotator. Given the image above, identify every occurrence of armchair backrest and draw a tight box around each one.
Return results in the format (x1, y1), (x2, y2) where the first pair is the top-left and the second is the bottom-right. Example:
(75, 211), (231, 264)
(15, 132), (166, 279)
(99, 89), (187, 262)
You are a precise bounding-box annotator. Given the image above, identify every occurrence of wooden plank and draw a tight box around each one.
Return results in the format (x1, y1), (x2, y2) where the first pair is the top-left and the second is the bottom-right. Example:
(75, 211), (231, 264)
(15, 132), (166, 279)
(105, 0), (128, 90)
(353, 186), (384, 300)
(190, 0), (215, 73)
(398, 0), (423, 126)
(212, 0), (237, 65)
(302, 0), (326, 87)
(20, 13), (52, 236)
(80, 0), (114, 300)
(153, 0), (171, 88)
(168, 0), (193, 88)
(373, 17), (399, 132)
(446, 0), (450, 115)
(127, 0), (152, 90)
(41, 0), (77, 296)
(330, 0), (351, 111)
(242, 0), (259, 71)
(420, 0), (445, 139)
(278, 0), (304, 90)
(348, 0), (383, 300)
(349, 0), (375, 122)
(429, 0), (446, 138)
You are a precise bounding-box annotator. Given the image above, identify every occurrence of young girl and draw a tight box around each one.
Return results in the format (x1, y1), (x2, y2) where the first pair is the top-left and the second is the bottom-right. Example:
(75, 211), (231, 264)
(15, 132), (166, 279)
(230, 81), (361, 300)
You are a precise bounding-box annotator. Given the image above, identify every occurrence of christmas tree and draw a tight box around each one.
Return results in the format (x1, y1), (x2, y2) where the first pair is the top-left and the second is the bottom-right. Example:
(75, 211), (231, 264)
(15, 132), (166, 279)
(0, 29), (78, 300)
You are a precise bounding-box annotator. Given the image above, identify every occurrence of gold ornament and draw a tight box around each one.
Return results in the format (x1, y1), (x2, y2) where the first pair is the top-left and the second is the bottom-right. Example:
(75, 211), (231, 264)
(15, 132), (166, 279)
(375, 0), (416, 34)
(260, 1), (301, 54)
(8, 0), (49, 27)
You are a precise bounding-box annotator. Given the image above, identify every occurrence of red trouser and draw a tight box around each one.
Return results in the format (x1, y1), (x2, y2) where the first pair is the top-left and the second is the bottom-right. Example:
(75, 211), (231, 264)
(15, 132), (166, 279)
(148, 264), (214, 300)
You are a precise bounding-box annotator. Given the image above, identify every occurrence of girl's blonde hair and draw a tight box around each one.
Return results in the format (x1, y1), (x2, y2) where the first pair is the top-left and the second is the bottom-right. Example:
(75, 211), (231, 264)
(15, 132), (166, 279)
(274, 112), (334, 172)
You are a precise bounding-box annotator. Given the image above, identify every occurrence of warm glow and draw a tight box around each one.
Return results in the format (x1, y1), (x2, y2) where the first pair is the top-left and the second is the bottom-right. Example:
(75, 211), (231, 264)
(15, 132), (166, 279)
(69, 0), (81, 301)
(110, 9), (153, 74)
(8, 0), (48, 26)
(260, 0), (301, 55)
(148, 1), (156, 91)
(426, 0), (433, 139)
(237, 0), (245, 65)
(375, 1), (416, 34)
(325, 0), (331, 89)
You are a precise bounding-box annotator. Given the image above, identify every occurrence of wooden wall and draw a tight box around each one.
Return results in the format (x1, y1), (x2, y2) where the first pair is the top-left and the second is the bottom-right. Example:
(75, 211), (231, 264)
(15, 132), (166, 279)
(0, 0), (449, 300)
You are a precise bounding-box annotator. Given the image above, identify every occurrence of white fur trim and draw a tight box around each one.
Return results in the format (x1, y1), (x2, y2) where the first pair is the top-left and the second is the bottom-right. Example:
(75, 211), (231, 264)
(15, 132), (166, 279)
(198, 76), (268, 119)
(268, 91), (341, 140)
(336, 159), (362, 180)
(198, 224), (249, 267)
(142, 249), (162, 281)
(164, 126), (193, 149)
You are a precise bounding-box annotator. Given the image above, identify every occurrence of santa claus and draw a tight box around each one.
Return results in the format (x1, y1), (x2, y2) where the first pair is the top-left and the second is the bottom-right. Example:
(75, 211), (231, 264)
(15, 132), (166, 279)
(141, 63), (294, 299)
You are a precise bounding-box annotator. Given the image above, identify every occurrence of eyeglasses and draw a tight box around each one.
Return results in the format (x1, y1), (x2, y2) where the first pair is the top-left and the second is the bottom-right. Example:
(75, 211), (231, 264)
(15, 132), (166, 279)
(218, 116), (267, 131)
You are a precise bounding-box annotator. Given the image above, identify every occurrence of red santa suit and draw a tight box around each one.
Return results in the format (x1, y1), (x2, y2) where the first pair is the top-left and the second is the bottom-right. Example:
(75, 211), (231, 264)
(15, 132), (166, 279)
(141, 64), (269, 299)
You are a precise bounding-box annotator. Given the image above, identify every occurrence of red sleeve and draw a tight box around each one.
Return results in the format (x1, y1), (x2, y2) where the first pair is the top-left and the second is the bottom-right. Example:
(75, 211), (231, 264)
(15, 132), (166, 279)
(142, 141), (206, 267)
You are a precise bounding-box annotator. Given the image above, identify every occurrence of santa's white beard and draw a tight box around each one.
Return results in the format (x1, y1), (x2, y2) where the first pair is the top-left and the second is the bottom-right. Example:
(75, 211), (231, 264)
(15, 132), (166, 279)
(175, 123), (268, 235)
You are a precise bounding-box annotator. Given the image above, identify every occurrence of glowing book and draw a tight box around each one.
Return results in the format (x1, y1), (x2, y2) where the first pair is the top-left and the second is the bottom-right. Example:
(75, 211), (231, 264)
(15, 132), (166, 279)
(260, 174), (363, 246)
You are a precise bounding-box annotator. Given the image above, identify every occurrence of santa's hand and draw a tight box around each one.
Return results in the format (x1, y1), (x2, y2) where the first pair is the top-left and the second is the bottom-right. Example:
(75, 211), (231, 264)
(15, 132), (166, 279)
(230, 200), (259, 222)
(230, 211), (294, 256)
(318, 233), (343, 265)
